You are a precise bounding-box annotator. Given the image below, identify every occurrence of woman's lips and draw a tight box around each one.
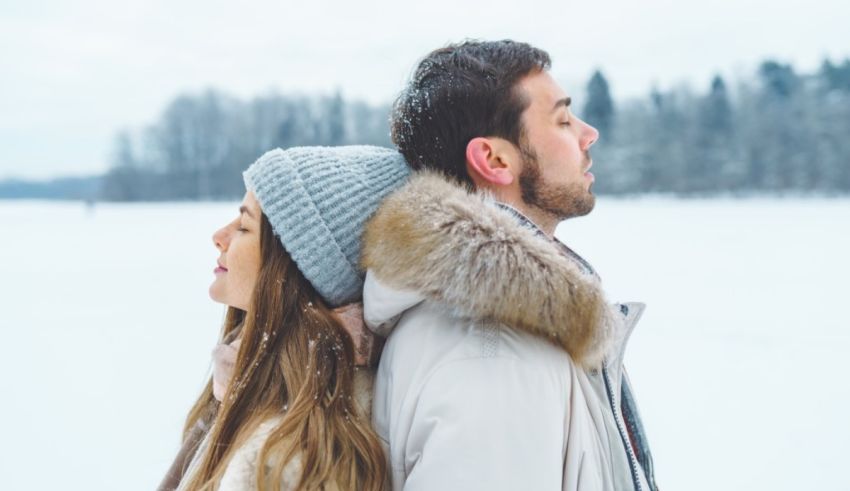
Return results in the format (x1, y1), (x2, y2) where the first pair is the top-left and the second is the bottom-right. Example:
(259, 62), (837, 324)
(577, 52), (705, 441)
(215, 262), (228, 274)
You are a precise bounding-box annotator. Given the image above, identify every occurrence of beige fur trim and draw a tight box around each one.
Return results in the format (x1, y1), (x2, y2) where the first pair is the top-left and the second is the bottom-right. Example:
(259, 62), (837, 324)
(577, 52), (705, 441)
(361, 171), (619, 368)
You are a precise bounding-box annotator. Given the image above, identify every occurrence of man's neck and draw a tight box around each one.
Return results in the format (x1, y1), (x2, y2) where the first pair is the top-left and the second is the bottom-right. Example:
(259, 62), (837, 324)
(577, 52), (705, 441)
(492, 196), (559, 238)
(495, 200), (597, 277)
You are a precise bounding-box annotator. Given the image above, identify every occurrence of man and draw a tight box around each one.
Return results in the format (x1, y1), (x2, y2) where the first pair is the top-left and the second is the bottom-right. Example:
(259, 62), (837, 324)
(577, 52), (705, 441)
(360, 40), (657, 491)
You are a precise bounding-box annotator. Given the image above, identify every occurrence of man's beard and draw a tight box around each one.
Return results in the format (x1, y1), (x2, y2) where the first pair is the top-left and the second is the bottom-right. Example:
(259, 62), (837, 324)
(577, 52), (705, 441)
(518, 144), (595, 221)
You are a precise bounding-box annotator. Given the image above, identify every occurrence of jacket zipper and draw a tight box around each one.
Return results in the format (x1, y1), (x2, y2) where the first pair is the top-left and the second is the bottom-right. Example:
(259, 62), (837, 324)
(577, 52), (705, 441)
(497, 203), (646, 488)
(602, 366), (642, 491)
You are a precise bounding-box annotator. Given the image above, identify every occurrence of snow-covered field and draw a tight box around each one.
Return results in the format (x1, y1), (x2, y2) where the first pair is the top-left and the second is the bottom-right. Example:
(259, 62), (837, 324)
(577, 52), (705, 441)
(1, 198), (848, 490)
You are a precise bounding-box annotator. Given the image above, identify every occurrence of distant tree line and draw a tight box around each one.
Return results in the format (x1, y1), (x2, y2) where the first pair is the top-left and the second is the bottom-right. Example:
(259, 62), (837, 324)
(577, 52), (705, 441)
(0, 175), (102, 200)
(102, 92), (392, 200)
(102, 57), (850, 200)
(584, 58), (850, 194)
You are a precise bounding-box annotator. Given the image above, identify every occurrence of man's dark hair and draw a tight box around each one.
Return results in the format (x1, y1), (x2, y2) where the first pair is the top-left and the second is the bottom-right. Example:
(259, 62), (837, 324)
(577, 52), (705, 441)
(390, 40), (551, 187)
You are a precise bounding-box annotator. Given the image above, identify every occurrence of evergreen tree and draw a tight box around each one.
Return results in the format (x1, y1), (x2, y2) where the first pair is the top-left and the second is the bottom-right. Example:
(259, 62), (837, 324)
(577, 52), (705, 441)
(759, 60), (799, 99)
(693, 75), (737, 191)
(702, 76), (732, 136)
(754, 61), (803, 190)
(820, 58), (850, 92)
(583, 70), (615, 140)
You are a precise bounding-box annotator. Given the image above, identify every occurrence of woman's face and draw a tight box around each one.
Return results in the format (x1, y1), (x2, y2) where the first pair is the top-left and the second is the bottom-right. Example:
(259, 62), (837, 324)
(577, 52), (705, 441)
(209, 191), (262, 311)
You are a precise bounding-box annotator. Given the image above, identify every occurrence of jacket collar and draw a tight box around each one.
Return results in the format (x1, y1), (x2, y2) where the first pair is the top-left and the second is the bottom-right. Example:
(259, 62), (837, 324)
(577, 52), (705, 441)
(494, 202), (599, 278)
(361, 171), (623, 368)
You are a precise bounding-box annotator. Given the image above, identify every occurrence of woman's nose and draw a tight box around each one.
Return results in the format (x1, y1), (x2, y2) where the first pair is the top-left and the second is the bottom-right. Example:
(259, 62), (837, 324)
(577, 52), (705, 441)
(212, 226), (229, 251)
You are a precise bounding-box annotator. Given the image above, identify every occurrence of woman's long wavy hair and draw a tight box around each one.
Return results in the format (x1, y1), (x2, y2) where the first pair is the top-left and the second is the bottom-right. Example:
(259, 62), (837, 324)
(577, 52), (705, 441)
(181, 214), (387, 490)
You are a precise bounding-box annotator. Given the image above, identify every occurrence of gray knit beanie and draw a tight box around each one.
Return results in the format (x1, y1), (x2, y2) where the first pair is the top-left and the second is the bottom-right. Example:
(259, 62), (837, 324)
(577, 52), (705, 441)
(243, 146), (410, 307)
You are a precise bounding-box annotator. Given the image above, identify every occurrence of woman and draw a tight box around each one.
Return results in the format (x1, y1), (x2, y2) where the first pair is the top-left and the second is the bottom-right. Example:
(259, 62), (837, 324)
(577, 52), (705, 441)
(159, 146), (410, 491)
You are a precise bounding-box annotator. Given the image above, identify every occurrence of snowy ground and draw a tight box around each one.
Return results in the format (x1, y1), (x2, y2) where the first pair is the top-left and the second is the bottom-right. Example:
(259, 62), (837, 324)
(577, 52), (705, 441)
(1, 198), (848, 490)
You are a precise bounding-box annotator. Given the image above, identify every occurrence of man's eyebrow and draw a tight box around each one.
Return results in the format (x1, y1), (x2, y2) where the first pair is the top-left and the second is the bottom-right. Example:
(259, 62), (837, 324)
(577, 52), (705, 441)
(551, 97), (572, 113)
(239, 205), (256, 219)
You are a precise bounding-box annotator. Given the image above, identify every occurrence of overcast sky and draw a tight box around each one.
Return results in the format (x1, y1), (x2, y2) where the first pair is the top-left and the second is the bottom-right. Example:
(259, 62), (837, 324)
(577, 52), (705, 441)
(2, 0), (848, 179)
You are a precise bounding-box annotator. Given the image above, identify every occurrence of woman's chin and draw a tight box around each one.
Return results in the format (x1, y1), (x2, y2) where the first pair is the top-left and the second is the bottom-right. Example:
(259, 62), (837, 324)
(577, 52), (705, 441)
(209, 284), (224, 304)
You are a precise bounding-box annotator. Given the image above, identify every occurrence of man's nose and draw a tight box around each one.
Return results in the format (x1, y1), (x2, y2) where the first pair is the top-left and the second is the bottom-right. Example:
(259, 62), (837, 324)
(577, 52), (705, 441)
(582, 121), (600, 150)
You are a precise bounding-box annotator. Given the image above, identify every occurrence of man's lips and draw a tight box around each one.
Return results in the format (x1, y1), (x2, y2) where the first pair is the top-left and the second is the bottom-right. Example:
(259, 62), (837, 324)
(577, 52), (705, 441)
(584, 160), (594, 182)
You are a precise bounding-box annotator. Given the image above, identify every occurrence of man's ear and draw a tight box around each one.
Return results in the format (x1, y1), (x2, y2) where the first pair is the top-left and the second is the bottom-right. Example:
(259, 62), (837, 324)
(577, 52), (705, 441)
(465, 137), (516, 187)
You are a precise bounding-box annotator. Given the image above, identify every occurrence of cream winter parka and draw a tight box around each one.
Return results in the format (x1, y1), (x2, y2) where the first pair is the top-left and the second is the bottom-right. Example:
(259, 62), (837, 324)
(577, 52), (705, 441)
(361, 172), (657, 491)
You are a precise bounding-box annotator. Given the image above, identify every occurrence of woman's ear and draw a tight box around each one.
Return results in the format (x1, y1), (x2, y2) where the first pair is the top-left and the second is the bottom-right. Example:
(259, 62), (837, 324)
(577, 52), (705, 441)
(465, 137), (516, 187)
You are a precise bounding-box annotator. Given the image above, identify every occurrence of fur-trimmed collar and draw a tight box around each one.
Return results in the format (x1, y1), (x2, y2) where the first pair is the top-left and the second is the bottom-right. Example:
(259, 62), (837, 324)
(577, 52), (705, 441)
(361, 171), (620, 368)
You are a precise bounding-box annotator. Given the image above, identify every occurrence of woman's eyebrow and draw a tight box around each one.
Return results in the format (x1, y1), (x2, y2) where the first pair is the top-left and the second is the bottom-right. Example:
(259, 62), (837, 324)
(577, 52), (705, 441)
(239, 205), (256, 219)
